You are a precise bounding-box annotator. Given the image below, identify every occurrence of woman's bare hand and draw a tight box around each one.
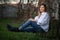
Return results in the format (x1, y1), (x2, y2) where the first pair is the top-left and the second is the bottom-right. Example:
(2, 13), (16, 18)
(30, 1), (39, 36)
(29, 18), (35, 21)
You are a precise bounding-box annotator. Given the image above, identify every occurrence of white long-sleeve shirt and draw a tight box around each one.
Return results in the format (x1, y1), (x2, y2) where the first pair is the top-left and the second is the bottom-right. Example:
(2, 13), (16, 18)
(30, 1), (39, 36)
(34, 12), (50, 32)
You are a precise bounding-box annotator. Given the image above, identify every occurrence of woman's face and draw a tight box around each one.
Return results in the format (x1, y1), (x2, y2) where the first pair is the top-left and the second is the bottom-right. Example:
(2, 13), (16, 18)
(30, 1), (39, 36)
(39, 5), (45, 13)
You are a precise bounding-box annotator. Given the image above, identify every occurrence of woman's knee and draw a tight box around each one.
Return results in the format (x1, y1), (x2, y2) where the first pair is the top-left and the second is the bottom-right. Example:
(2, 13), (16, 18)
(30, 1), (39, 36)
(28, 19), (32, 22)
(26, 19), (32, 23)
(28, 19), (36, 23)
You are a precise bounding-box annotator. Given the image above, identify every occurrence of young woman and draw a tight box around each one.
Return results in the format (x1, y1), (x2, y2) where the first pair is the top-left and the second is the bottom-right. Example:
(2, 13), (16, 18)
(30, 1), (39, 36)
(7, 3), (50, 32)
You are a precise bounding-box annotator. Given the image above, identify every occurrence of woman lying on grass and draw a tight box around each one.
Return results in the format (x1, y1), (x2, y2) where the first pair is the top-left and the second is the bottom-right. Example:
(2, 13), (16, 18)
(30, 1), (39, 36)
(7, 3), (50, 32)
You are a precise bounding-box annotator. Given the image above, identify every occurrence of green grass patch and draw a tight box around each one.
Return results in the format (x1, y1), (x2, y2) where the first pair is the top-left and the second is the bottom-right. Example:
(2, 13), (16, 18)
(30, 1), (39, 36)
(0, 18), (58, 40)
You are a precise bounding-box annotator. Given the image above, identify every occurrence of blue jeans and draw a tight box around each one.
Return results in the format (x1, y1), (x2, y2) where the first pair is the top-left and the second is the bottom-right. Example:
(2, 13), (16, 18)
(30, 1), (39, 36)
(20, 20), (42, 32)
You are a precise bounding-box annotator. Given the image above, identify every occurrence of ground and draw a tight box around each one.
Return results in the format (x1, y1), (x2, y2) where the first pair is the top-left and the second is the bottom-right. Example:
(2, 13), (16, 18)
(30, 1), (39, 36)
(0, 18), (59, 40)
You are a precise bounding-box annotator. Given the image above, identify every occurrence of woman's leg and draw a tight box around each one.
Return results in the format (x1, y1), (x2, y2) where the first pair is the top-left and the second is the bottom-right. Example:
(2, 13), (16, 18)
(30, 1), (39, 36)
(18, 20), (32, 30)
(23, 27), (34, 32)
(27, 21), (42, 32)
(7, 20), (32, 32)
(7, 24), (20, 32)
(19, 20), (42, 32)
(30, 21), (41, 32)
(7, 20), (42, 32)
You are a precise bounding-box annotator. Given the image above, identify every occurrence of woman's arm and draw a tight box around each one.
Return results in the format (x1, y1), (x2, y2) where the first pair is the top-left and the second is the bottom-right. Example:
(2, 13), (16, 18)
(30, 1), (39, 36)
(29, 18), (36, 21)
(37, 13), (50, 25)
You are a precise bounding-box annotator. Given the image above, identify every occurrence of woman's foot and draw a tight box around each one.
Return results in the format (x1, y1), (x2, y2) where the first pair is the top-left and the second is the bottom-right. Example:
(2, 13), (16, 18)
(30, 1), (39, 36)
(7, 24), (13, 31)
(7, 24), (23, 32)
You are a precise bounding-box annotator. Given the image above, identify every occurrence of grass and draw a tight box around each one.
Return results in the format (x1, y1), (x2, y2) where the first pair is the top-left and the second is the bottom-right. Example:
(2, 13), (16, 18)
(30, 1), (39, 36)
(0, 18), (59, 40)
